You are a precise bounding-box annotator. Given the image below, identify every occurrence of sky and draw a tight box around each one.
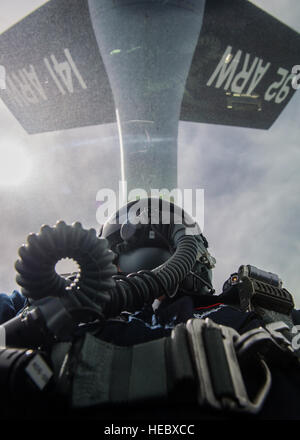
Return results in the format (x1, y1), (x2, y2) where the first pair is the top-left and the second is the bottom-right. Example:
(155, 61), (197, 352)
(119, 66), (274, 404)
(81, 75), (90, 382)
(0, 0), (299, 306)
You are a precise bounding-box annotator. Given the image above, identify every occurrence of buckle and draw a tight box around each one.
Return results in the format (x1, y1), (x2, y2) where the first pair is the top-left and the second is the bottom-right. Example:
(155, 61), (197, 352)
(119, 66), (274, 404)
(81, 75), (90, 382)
(236, 321), (297, 365)
(186, 318), (271, 414)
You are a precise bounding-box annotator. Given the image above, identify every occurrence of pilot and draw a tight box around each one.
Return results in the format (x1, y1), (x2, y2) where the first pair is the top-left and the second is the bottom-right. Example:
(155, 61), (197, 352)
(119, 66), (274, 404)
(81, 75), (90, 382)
(0, 197), (300, 420)
(92, 197), (300, 420)
(97, 197), (264, 346)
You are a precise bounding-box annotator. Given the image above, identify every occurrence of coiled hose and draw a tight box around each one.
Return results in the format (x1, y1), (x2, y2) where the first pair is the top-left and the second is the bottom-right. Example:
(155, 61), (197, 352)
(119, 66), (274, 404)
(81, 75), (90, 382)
(15, 221), (199, 320)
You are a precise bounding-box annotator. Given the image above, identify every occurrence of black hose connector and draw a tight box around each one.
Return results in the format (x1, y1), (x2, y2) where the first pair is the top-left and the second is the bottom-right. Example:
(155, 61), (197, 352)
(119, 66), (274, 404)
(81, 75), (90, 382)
(15, 221), (199, 321)
(105, 234), (199, 317)
(15, 221), (117, 304)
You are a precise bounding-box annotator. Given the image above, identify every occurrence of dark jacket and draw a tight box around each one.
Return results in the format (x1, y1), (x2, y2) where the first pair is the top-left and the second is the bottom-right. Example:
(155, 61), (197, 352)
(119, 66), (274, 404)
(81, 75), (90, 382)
(0, 290), (27, 324)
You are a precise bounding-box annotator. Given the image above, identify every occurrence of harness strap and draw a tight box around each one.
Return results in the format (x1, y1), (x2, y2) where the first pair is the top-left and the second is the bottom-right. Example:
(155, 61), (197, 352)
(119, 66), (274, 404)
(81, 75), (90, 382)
(67, 318), (299, 412)
(71, 335), (169, 408)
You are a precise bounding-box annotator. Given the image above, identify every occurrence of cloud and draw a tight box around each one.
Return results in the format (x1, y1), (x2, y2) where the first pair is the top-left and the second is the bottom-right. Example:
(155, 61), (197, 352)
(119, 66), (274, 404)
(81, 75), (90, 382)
(178, 90), (300, 306)
(0, 0), (299, 312)
(0, 100), (121, 294)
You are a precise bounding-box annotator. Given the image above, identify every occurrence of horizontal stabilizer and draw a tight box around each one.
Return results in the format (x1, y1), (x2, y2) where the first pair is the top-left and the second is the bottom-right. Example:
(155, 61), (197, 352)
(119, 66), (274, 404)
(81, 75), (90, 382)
(0, 0), (298, 134)
(181, 0), (300, 129)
